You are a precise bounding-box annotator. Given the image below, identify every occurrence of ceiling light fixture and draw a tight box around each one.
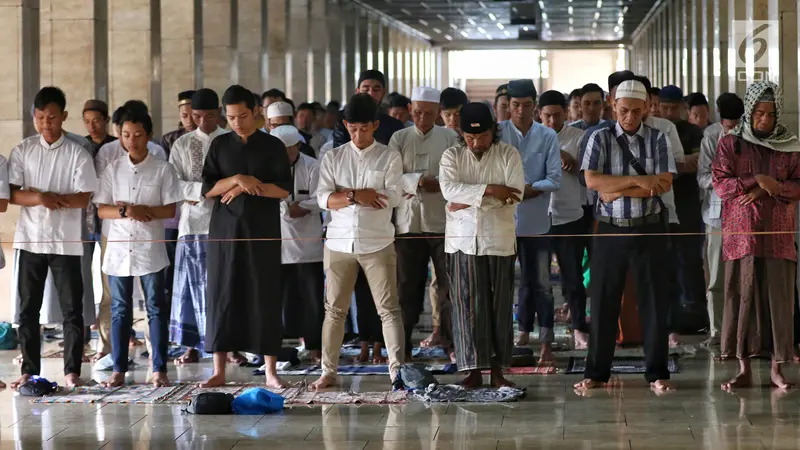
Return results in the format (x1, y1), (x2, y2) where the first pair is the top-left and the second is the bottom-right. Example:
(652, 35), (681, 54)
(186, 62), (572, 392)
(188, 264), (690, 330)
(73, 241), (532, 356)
(418, 19), (428, 26)
(445, 34), (453, 41)
(477, 26), (486, 34)
(478, 1), (487, 8)
(450, 23), (458, 30)
(420, 2), (430, 9)
(460, 30), (469, 37)
(468, 18), (476, 25)
(487, 35), (493, 40)
(622, 6), (628, 13)
(538, 1), (545, 8)
(523, 26), (529, 31)
(541, 12), (548, 20)
(401, 8), (411, 15)
(614, 25), (620, 32)
(432, 27), (441, 34)
(568, 6), (573, 14)
(497, 23), (504, 29)
(592, 22), (598, 28)
(597, 0), (602, 8)
(504, 30), (511, 36)
(569, 25), (574, 32)
(488, 12), (496, 21)
(617, 17), (624, 24)
(437, 14), (446, 21)
(545, 22), (550, 29)
(594, 11), (600, 19)
(568, 17), (573, 24)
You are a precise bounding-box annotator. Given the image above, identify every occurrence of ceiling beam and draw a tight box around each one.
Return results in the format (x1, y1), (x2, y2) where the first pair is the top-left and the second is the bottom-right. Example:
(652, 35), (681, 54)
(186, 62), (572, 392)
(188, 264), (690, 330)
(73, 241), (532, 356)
(349, 0), (433, 42)
(433, 39), (631, 51)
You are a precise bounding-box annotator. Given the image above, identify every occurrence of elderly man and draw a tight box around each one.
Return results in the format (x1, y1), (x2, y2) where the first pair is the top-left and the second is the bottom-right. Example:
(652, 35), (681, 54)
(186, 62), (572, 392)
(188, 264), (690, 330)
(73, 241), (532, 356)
(575, 79), (676, 393)
(312, 93), (405, 391)
(712, 81), (800, 391)
(697, 93), (744, 347)
(440, 102), (525, 388)
(168, 89), (227, 365)
(389, 86), (459, 358)
(498, 79), (562, 362)
(538, 90), (591, 349)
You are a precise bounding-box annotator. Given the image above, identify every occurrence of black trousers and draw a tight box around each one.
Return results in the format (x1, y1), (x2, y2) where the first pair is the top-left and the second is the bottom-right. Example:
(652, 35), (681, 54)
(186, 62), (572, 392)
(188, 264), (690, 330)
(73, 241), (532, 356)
(17, 250), (84, 376)
(549, 218), (590, 333)
(585, 221), (671, 383)
(163, 228), (179, 313)
(281, 262), (325, 351)
(355, 268), (384, 344)
(396, 233), (450, 353)
(668, 222), (707, 333)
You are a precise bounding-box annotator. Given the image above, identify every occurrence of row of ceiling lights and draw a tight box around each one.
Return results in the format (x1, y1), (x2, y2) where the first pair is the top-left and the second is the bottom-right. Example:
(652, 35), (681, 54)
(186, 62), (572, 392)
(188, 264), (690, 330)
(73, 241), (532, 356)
(539, 0), (628, 37)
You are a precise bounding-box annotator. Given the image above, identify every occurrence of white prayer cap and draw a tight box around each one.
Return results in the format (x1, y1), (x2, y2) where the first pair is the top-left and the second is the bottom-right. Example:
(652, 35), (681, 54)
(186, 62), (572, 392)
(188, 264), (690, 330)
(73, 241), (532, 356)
(266, 101), (293, 119)
(411, 86), (441, 104)
(270, 125), (304, 148)
(615, 80), (648, 101)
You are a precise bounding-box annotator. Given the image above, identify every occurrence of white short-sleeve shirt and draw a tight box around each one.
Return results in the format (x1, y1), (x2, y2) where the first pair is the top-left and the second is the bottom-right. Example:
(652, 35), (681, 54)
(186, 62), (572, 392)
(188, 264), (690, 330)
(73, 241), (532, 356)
(0, 155), (10, 268)
(10, 135), (98, 256)
(94, 153), (182, 277)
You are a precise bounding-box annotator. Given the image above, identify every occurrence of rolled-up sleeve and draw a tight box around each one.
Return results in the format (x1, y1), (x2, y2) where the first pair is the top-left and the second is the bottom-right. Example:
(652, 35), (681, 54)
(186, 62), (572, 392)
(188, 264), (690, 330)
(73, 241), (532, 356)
(316, 151), (337, 210)
(439, 148), (487, 207)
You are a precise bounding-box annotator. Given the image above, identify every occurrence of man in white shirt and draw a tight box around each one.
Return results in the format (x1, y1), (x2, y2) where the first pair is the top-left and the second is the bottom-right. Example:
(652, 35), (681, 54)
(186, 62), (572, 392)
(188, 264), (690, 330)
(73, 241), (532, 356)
(92, 103), (169, 361)
(265, 101), (316, 159)
(538, 90), (591, 349)
(271, 125), (325, 362)
(0, 152), (9, 387)
(311, 93), (405, 390)
(440, 102), (525, 389)
(95, 108), (181, 388)
(168, 89), (227, 365)
(389, 86), (459, 358)
(10, 87), (98, 389)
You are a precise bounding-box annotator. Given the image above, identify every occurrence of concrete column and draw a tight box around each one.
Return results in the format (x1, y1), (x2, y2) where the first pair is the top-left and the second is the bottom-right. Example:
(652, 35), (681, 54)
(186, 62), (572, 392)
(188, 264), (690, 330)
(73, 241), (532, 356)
(266, 0), (287, 91)
(779, 0), (798, 132)
(287, 0), (308, 102)
(159, 0), (201, 134)
(715, 0), (727, 95)
(39, 0), (108, 133)
(109, 0), (161, 134)
(236, 0), (263, 93)
(310, 0), (326, 102)
(380, 21), (389, 82)
(682, 0), (691, 89)
(702, 0), (714, 110)
(391, 28), (403, 93)
(343, 7), (356, 98)
(203, 0), (234, 99)
(673, 0), (682, 85)
(660, 10), (668, 86)
(327, 1), (343, 102)
(369, 18), (379, 73)
(357, 13), (369, 76)
(730, 0), (748, 95)
(437, 48), (448, 89)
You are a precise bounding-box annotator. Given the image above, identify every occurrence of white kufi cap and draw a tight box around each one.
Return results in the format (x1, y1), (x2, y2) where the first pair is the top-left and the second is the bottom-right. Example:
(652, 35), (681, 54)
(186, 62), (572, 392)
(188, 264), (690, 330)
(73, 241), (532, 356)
(411, 86), (441, 104)
(615, 80), (648, 101)
(270, 125), (304, 148)
(266, 101), (294, 119)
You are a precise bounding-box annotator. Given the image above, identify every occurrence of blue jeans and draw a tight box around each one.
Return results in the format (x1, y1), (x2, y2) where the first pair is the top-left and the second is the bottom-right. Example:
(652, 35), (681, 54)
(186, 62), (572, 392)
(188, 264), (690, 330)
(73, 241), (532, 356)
(109, 272), (168, 373)
(516, 236), (555, 342)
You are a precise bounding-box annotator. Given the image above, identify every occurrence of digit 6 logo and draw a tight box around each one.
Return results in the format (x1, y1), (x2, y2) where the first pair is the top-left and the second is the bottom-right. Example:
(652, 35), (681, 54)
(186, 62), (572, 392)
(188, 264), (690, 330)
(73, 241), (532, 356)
(738, 23), (771, 64)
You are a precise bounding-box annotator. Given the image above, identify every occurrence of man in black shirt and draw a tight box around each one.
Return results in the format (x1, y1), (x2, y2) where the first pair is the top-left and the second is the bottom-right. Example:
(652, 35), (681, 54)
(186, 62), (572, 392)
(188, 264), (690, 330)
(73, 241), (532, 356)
(332, 70), (404, 147)
(83, 100), (117, 157)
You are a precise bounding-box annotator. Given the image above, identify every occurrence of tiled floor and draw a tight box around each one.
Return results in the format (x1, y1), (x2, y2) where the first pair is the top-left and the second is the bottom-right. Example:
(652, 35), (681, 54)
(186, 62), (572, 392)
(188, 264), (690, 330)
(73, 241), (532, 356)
(1, 346), (800, 449)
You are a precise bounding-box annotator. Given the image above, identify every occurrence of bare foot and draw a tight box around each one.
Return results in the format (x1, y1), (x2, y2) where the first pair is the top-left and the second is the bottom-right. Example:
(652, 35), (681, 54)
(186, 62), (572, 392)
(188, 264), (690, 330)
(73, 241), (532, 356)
(490, 367), (516, 388)
(457, 370), (483, 388)
(174, 349), (199, 366)
(770, 366), (794, 390)
(538, 342), (555, 365)
(265, 374), (290, 389)
(198, 373), (226, 388)
(721, 372), (752, 391)
(10, 374), (31, 390)
(129, 337), (143, 347)
(420, 329), (442, 348)
(308, 350), (322, 364)
(574, 330), (589, 350)
(227, 352), (247, 366)
(668, 333), (681, 349)
(309, 375), (337, 390)
(152, 372), (170, 387)
(12, 355), (22, 366)
(449, 350), (457, 364)
(573, 378), (606, 390)
(64, 373), (84, 389)
(355, 342), (370, 363)
(0, 380), (6, 389)
(91, 352), (108, 363)
(649, 379), (676, 392)
(515, 332), (530, 347)
(102, 372), (125, 388)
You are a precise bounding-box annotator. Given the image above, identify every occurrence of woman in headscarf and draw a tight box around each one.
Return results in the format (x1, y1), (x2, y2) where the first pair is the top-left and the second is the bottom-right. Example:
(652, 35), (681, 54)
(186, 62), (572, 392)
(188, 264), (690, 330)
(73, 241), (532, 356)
(712, 81), (800, 391)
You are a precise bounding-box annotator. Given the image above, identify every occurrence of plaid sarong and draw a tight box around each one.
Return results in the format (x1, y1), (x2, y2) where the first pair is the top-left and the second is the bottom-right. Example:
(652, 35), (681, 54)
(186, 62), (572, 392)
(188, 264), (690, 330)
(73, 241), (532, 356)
(169, 235), (208, 352)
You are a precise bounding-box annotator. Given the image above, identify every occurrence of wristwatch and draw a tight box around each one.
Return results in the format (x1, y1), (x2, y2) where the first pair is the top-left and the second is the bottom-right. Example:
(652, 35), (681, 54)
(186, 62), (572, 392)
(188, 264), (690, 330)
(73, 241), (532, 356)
(119, 205), (128, 218)
(346, 190), (356, 205)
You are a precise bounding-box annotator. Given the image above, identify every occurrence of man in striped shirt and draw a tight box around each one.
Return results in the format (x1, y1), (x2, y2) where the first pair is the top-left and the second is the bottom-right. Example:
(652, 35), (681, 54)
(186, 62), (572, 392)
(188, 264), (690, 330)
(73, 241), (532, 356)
(575, 79), (677, 393)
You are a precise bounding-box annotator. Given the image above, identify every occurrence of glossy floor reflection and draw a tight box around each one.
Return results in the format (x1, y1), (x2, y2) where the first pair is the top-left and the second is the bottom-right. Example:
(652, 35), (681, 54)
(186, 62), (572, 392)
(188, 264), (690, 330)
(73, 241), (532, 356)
(0, 347), (799, 449)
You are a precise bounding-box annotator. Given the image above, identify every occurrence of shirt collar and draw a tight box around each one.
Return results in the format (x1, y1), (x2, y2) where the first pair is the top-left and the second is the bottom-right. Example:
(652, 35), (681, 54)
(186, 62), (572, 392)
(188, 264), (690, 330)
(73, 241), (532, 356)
(614, 121), (646, 140)
(126, 151), (152, 170)
(39, 133), (66, 150)
(414, 125), (435, 139)
(349, 140), (377, 154)
(196, 126), (223, 140)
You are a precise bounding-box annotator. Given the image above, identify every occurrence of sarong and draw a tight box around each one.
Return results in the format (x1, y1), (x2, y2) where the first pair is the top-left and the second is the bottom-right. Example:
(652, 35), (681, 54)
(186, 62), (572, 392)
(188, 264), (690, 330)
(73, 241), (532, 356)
(169, 235), (209, 352)
(448, 251), (516, 371)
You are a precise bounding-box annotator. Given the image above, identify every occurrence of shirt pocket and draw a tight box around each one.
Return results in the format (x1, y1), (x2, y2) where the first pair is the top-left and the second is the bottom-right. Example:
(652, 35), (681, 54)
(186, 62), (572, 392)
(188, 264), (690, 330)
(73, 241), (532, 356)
(414, 153), (430, 173)
(365, 170), (386, 190)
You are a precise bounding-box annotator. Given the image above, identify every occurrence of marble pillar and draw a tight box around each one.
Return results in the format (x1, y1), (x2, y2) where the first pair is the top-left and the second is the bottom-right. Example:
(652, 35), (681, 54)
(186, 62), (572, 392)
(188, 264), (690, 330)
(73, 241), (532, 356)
(357, 13), (369, 77)
(236, 0), (264, 93)
(327, 1), (343, 103)
(310, 0), (326, 102)
(160, 0), (200, 135)
(379, 21), (389, 82)
(288, 0), (308, 102)
(266, 0), (286, 91)
(779, 0), (797, 132)
(109, 0), (161, 134)
(202, 0), (234, 101)
(40, 0), (108, 134)
(343, 7), (356, 97)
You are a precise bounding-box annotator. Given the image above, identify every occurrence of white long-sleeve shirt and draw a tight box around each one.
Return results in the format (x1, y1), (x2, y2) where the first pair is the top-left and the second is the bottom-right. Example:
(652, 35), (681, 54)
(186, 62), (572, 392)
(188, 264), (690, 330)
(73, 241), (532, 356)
(439, 142), (525, 256)
(281, 153), (324, 264)
(388, 125), (459, 235)
(10, 134), (98, 256)
(169, 127), (227, 237)
(644, 116), (683, 225)
(550, 125), (587, 226)
(317, 141), (402, 255)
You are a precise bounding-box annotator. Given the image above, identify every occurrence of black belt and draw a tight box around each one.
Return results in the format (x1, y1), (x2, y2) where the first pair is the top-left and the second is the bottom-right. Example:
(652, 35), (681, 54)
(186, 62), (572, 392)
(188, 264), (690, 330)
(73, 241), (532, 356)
(596, 214), (662, 228)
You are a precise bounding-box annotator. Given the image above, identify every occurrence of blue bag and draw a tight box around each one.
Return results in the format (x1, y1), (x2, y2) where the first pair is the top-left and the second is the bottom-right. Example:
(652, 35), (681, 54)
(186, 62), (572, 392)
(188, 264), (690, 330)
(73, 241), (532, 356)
(0, 322), (18, 350)
(231, 388), (285, 415)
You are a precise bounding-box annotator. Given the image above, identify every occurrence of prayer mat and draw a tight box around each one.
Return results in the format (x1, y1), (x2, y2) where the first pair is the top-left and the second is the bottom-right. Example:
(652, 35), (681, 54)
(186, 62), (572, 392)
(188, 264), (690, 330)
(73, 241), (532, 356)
(262, 364), (458, 377)
(31, 384), (183, 405)
(42, 349), (97, 359)
(272, 388), (408, 405)
(338, 346), (450, 360)
(565, 355), (680, 375)
(480, 366), (557, 375)
(413, 384), (526, 403)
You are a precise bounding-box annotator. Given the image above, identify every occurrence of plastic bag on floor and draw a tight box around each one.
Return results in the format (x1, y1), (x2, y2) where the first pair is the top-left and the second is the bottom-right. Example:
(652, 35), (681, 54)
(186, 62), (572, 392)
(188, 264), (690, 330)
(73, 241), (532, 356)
(400, 364), (438, 391)
(232, 388), (285, 414)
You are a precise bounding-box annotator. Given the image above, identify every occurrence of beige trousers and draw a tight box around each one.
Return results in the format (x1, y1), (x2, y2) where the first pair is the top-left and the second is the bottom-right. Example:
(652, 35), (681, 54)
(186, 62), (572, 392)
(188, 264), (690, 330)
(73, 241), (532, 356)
(322, 244), (405, 379)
